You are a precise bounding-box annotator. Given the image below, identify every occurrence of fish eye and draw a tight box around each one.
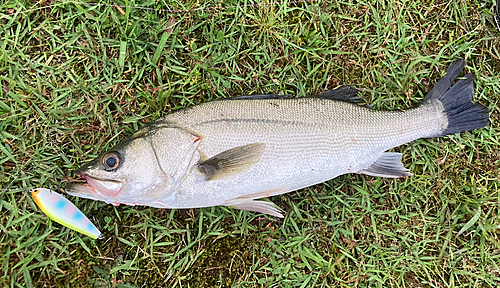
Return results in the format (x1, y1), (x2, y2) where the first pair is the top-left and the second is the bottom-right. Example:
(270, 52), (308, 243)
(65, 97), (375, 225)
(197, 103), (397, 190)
(102, 152), (121, 171)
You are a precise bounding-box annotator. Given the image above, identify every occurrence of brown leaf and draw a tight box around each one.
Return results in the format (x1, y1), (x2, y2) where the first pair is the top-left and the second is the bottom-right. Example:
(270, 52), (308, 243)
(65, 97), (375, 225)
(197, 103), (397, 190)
(166, 17), (176, 34)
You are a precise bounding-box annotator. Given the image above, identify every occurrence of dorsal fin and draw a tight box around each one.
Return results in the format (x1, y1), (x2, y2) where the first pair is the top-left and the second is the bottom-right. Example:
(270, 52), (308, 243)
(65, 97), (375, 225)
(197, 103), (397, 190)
(226, 86), (360, 103)
(227, 94), (293, 100)
(308, 86), (360, 103)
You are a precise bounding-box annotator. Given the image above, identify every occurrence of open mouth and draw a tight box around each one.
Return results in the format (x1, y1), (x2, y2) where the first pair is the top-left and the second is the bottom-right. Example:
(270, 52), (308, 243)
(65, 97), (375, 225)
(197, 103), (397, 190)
(77, 173), (123, 197)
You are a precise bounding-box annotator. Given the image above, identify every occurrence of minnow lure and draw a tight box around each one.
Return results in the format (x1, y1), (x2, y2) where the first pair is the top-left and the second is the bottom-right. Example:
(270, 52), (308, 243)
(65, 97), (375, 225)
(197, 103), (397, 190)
(31, 188), (103, 239)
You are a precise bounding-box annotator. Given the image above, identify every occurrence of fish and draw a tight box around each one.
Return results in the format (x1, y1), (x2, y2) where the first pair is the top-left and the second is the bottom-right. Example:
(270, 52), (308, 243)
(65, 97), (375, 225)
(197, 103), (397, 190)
(67, 59), (490, 217)
(31, 188), (103, 239)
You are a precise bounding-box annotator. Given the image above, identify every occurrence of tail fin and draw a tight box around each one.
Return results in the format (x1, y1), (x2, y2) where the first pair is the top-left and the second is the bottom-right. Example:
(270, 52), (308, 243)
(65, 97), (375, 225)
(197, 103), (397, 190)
(424, 59), (490, 136)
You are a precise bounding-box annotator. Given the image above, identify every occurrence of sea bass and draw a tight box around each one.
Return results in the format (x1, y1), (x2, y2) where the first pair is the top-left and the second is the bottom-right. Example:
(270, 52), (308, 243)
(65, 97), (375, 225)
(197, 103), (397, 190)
(67, 60), (490, 217)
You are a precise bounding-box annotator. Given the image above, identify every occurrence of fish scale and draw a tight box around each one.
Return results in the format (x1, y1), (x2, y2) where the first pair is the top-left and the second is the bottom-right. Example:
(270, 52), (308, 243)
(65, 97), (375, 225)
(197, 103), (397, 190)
(160, 98), (443, 209)
(67, 60), (490, 217)
(173, 99), (440, 162)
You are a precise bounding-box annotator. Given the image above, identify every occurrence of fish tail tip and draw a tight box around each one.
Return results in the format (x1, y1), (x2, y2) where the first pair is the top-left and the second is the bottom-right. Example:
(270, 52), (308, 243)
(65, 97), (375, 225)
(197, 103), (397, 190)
(424, 60), (490, 136)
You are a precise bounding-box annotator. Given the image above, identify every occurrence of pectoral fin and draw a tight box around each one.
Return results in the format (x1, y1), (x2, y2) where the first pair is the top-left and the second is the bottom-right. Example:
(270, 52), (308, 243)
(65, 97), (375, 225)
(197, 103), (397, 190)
(197, 143), (266, 180)
(357, 152), (412, 178)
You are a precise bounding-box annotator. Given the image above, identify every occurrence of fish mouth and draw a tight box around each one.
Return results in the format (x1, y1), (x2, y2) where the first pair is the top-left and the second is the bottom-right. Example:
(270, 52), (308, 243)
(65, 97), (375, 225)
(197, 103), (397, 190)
(67, 173), (123, 198)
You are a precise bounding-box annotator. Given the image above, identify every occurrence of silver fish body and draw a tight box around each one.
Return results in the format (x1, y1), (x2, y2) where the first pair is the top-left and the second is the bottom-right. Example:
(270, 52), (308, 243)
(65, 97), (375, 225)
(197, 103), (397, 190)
(67, 60), (490, 217)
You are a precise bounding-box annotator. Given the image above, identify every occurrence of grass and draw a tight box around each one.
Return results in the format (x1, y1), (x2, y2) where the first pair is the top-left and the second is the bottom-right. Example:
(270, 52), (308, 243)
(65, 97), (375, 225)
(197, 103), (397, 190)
(1, 0), (500, 287)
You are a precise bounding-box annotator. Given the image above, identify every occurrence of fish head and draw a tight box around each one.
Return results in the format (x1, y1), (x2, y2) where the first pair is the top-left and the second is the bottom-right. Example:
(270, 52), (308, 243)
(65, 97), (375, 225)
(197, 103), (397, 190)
(67, 125), (201, 206)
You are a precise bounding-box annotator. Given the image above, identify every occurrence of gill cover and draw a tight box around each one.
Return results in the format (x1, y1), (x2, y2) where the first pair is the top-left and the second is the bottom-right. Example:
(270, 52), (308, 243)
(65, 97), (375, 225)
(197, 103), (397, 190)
(69, 124), (201, 204)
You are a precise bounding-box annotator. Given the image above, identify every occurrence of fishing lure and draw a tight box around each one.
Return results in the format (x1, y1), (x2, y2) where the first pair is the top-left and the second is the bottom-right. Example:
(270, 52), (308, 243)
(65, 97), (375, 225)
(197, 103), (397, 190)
(31, 188), (103, 240)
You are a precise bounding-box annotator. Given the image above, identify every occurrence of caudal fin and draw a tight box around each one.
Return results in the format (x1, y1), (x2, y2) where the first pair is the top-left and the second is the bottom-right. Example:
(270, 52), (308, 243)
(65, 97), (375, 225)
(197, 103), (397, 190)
(424, 59), (490, 136)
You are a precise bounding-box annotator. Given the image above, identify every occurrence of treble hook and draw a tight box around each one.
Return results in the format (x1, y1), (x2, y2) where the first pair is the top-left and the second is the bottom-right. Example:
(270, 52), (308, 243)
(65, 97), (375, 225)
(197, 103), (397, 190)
(57, 180), (70, 194)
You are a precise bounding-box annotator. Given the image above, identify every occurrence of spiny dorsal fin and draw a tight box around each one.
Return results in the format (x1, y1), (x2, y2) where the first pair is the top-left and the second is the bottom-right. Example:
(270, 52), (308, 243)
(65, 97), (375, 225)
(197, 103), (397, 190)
(227, 94), (293, 100)
(197, 143), (266, 180)
(357, 152), (412, 178)
(309, 86), (361, 103)
(227, 87), (360, 102)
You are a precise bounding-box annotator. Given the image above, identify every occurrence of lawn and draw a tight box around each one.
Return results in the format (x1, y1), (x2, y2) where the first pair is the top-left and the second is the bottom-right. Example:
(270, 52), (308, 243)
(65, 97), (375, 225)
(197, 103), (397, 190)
(1, 0), (500, 287)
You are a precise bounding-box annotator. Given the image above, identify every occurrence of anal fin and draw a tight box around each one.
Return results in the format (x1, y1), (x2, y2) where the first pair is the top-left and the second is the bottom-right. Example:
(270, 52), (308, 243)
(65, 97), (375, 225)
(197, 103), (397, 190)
(357, 152), (412, 178)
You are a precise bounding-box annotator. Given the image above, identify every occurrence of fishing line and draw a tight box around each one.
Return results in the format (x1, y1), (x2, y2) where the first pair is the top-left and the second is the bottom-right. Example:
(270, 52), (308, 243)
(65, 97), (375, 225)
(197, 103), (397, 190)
(53, 0), (317, 14)
(495, 0), (500, 32)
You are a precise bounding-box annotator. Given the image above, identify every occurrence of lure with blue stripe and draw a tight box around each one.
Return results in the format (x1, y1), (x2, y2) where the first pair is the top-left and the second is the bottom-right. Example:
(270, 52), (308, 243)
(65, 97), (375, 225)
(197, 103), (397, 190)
(31, 188), (103, 240)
